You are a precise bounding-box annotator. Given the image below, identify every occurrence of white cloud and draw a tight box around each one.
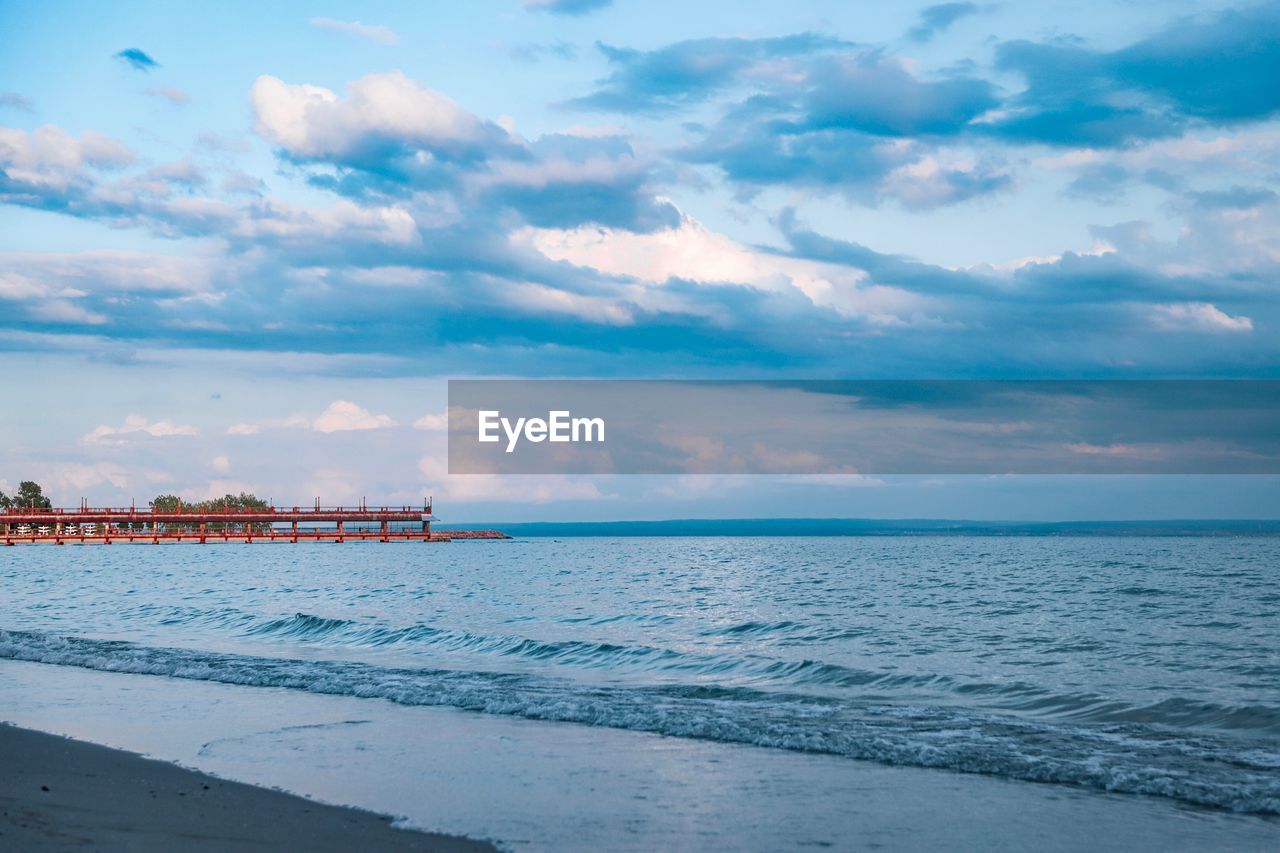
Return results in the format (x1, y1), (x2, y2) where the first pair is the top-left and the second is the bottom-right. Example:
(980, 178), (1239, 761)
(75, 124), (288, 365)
(228, 402), (398, 436)
(0, 270), (106, 325)
(26, 300), (107, 325)
(309, 17), (400, 45)
(413, 412), (448, 431)
(522, 214), (768, 285)
(502, 280), (636, 324)
(0, 250), (213, 295)
(516, 214), (930, 322)
(313, 400), (398, 433)
(880, 149), (1012, 210)
(230, 197), (418, 246)
(210, 455), (231, 473)
(0, 272), (55, 301)
(1149, 302), (1253, 333)
(0, 125), (133, 192)
(43, 462), (130, 493)
(250, 72), (487, 161)
(82, 414), (199, 446)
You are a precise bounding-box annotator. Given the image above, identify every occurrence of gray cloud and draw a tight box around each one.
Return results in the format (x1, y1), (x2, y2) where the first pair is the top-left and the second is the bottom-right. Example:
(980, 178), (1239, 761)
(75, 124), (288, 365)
(568, 34), (853, 113)
(908, 3), (981, 42)
(0, 92), (35, 112)
(1, 53), (1276, 383)
(572, 36), (1007, 208)
(250, 72), (676, 232)
(114, 48), (159, 72)
(524, 0), (612, 15)
(990, 4), (1280, 146)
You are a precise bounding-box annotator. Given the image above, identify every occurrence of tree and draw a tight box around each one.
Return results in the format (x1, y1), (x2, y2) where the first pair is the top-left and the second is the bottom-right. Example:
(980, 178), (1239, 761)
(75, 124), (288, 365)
(149, 494), (182, 512)
(145, 494), (182, 531)
(1, 481), (50, 534)
(204, 492), (272, 532)
(148, 491), (273, 532)
(13, 481), (51, 509)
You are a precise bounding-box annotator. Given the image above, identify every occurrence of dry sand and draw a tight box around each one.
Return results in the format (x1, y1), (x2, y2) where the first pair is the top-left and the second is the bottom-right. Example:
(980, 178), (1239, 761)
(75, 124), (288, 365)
(0, 723), (495, 851)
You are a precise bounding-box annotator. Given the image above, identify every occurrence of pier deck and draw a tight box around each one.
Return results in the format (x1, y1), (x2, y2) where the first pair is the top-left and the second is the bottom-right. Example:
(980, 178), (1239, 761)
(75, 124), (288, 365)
(0, 501), (510, 545)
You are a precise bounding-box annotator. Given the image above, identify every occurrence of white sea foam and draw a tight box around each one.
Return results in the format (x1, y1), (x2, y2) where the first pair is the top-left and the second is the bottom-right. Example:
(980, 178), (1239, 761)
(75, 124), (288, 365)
(5, 537), (1279, 818)
(2, 627), (1277, 815)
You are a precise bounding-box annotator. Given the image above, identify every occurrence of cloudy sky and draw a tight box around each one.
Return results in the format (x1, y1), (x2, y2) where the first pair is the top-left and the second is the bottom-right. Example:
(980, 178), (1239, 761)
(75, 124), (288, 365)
(2, 0), (1278, 519)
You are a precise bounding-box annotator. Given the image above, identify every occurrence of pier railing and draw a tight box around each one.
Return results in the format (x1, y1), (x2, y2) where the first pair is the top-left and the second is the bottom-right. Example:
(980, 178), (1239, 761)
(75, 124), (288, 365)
(0, 499), (492, 545)
(0, 502), (433, 525)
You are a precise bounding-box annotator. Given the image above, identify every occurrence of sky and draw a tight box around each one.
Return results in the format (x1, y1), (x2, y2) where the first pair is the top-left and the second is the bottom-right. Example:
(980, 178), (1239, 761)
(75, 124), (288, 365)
(2, 0), (1279, 520)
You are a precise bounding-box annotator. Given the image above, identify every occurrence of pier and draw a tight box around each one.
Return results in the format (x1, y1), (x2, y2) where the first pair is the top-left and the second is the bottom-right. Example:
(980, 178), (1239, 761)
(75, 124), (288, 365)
(0, 500), (509, 545)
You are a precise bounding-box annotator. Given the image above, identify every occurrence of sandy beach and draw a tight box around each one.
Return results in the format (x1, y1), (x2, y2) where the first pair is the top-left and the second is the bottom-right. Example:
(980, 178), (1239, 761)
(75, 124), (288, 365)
(3, 655), (1278, 852)
(0, 723), (494, 852)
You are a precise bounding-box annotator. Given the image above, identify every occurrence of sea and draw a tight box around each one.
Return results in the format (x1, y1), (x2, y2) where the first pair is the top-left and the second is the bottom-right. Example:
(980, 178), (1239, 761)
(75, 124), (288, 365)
(2, 536), (1278, 850)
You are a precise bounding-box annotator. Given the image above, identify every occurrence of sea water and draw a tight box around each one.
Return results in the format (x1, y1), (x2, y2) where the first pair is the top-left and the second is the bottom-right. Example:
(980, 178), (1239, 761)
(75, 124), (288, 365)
(2, 536), (1278, 845)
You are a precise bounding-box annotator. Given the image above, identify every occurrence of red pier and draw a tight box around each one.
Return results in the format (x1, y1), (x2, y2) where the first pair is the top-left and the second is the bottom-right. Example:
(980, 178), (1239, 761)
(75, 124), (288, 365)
(0, 500), (509, 545)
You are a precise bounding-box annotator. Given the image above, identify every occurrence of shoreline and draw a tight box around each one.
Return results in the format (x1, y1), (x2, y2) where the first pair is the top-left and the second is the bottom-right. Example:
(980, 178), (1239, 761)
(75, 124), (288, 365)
(0, 723), (496, 852)
(5, 657), (1278, 851)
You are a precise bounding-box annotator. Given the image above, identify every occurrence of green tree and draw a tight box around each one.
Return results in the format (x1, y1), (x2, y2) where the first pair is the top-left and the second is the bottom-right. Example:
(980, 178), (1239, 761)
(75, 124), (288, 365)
(148, 491), (273, 532)
(145, 494), (183, 531)
(203, 492), (272, 532)
(14, 481), (51, 509)
(0, 481), (50, 533)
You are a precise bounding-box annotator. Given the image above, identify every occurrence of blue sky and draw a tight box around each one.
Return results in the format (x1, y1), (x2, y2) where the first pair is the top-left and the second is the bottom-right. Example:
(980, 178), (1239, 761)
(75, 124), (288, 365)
(2, 0), (1279, 518)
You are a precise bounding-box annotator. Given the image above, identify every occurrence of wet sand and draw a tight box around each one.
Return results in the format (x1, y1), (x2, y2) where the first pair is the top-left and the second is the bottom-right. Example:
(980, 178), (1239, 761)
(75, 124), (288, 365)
(0, 724), (494, 851)
(4, 658), (1278, 851)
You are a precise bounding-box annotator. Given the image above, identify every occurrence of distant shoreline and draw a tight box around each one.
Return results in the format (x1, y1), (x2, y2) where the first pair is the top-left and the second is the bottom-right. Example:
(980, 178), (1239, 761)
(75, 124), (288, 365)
(437, 518), (1280, 537)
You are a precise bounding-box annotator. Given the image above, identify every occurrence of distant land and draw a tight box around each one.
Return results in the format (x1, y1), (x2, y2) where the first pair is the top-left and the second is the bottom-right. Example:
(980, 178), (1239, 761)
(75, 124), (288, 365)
(435, 518), (1280, 537)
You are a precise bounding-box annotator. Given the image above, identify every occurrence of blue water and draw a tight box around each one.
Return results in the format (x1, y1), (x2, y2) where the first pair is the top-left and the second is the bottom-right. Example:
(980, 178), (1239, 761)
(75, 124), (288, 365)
(2, 537), (1278, 814)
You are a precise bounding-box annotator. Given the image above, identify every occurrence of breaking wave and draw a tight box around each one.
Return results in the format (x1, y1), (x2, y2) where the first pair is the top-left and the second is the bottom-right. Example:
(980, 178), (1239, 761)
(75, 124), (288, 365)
(3, 627), (1277, 815)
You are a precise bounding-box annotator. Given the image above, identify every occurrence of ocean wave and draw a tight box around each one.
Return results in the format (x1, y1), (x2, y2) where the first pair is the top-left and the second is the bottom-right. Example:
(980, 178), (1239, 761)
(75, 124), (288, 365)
(153, 611), (1280, 733)
(2, 628), (1278, 815)
(700, 620), (805, 636)
(236, 612), (900, 684)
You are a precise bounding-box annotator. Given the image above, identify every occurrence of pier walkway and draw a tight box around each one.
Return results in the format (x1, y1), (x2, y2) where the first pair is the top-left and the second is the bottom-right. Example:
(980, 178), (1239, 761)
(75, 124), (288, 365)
(0, 500), (509, 544)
